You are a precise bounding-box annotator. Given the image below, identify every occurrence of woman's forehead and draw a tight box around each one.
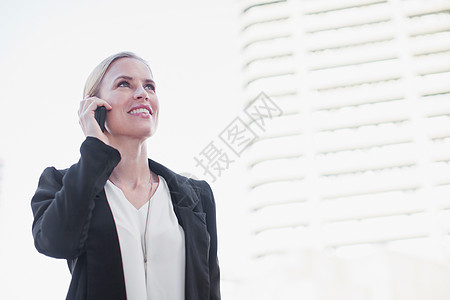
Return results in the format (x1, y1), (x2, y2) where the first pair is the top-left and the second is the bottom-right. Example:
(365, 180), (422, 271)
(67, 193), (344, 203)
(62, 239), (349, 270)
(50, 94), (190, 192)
(105, 57), (153, 81)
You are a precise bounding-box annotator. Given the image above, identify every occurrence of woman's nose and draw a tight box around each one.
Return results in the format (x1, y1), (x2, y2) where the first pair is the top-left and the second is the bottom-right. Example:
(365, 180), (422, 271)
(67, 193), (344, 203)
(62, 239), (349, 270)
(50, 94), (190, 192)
(134, 86), (149, 100)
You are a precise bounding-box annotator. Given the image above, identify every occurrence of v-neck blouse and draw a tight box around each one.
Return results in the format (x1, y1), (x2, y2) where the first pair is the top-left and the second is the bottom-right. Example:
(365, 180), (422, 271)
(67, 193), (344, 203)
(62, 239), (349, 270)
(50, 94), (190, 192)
(104, 175), (185, 300)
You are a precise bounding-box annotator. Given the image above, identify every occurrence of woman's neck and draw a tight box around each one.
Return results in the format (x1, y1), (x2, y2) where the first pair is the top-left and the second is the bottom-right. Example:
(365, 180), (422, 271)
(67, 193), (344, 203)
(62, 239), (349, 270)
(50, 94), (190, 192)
(108, 137), (151, 188)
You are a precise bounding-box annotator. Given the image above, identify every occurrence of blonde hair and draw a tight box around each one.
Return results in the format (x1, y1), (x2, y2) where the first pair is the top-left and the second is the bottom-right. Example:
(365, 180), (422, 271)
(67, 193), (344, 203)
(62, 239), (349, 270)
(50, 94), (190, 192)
(83, 51), (152, 98)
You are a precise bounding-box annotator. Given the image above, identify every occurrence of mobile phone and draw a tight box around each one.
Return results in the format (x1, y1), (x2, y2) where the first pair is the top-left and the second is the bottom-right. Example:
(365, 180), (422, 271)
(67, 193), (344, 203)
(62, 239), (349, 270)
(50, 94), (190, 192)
(94, 106), (106, 132)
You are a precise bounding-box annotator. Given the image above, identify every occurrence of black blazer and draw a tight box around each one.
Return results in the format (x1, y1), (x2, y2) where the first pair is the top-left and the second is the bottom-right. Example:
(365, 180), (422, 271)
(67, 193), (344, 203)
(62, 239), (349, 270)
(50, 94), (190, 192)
(31, 137), (220, 300)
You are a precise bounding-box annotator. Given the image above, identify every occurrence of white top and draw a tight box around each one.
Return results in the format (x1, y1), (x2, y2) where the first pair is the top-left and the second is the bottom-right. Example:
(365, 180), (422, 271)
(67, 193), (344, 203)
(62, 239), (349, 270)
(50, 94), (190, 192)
(104, 176), (186, 300)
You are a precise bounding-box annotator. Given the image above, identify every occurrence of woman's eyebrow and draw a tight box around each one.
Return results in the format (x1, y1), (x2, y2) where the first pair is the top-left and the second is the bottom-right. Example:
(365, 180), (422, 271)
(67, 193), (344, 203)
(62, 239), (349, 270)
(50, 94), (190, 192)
(113, 75), (133, 82)
(114, 75), (155, 85)
(144, 79), (156, 86)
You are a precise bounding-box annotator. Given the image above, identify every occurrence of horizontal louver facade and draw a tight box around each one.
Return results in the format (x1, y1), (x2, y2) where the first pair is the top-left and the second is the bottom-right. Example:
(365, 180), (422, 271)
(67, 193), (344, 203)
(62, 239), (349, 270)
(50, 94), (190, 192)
(239, 0), (450, 266)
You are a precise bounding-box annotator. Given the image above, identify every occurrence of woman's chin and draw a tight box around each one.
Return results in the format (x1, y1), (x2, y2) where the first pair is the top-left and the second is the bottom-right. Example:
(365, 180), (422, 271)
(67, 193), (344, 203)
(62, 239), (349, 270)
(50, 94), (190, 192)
(106, 127), (156, 141)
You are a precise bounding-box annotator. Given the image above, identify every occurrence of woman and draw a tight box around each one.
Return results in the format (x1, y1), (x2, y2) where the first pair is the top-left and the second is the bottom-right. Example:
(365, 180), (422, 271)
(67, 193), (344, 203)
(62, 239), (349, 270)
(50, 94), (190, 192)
(31, 52), (220, 300)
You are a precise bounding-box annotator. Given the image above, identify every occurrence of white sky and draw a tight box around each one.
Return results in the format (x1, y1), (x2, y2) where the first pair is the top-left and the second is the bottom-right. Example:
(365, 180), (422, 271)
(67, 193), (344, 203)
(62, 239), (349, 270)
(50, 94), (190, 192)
(0, 1), (250, 299)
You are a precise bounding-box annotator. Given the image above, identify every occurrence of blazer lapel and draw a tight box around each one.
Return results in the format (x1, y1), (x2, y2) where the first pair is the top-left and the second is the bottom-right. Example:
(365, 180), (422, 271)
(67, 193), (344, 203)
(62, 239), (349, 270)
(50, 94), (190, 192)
(86, 190), (127, 299)
(148, 159), (211, 300)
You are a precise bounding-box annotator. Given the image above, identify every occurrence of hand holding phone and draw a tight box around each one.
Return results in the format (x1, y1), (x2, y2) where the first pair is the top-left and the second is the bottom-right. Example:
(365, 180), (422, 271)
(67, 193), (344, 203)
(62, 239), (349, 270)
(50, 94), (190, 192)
(94, 106), (106, 132)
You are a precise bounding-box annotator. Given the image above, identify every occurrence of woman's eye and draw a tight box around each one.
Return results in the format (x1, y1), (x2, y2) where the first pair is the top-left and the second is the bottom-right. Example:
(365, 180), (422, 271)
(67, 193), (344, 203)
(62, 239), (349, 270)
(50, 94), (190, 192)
(118, 81), (130, 87)
(145, 84), (156, 91)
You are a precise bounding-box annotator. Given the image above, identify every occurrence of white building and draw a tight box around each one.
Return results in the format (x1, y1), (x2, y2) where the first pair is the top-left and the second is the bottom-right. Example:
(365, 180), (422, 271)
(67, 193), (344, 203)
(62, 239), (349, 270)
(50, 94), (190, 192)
(237, 0), (450, 299)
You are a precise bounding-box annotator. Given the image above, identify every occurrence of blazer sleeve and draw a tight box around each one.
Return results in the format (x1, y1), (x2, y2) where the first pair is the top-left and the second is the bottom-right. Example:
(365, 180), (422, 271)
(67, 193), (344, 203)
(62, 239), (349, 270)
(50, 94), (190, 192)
(31, 137), (121, 259)
(199, 180), (221, 300)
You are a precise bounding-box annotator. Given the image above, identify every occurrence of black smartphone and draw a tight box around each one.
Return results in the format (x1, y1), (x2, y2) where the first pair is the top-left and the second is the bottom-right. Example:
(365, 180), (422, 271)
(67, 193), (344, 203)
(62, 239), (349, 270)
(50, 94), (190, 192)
(94, 106), (106, 132)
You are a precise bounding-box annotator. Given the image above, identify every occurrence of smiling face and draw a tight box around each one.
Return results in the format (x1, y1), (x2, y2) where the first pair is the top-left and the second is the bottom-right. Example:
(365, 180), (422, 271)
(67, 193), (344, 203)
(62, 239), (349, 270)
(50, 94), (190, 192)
(97, 57), (159, 141)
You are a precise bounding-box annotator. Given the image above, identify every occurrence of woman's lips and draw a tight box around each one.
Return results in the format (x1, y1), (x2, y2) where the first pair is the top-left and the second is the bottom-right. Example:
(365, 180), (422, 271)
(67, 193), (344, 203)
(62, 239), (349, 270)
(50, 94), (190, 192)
(128, 107), (151, 117)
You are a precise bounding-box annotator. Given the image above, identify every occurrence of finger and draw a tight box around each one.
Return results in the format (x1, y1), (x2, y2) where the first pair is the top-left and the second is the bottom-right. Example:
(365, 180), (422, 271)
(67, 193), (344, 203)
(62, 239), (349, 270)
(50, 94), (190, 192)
(78, 97), (93, 115)
(79, 97), (112, 116)
(85, 96), (113, 111)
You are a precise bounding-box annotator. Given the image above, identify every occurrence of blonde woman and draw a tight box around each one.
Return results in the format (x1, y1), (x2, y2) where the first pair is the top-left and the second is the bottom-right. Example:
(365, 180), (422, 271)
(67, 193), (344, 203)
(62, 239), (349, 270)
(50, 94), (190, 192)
(31, 52), (220, 300)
